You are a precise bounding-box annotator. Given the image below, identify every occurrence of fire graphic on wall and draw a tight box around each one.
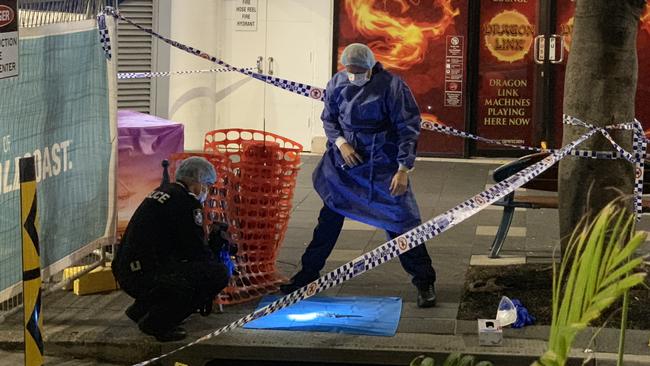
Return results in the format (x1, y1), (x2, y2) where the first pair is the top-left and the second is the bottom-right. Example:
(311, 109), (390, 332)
(642, 4), (650, 34)
(421, 112), (444, 126)
(341, 0), (459, 71)
(559, 16), (574, 52)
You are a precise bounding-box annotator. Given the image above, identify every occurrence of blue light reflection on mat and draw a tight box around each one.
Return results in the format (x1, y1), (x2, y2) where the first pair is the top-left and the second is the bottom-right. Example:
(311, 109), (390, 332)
(243, 296), (402, 337)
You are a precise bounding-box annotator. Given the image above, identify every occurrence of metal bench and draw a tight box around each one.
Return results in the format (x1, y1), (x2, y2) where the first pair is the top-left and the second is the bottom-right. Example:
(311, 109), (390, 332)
(488, 152), (650, 258)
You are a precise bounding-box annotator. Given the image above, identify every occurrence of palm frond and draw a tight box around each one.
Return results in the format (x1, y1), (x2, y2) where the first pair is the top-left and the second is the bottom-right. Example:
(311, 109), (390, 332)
(535, 202), (647, 366)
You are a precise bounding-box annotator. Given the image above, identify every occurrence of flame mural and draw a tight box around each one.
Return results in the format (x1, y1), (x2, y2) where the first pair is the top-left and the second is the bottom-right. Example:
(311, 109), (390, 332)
(642, 4), (650, 34)
(340, 0), (459, 71)
(560, 16), (574, 52)
(421, 112), (441, 123)
(334, 0), (469, 155)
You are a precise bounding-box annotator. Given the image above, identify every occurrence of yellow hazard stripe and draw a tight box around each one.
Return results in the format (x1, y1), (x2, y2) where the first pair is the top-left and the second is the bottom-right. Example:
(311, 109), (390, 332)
(20, 157), (43, 366)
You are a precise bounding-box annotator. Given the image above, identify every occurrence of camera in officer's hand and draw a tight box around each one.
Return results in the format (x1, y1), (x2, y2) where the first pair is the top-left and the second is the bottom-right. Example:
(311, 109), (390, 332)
(208, 222), (230, 254)
(228, 241), (238, 256)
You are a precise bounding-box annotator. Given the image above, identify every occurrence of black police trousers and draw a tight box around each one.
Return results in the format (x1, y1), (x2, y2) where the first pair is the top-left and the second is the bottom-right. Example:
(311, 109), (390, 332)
(118, 260), (228, 333)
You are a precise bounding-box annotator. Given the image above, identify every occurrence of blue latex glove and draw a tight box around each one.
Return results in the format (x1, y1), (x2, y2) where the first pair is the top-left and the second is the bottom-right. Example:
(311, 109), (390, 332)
(220, 248), (236, 277)
(511, 298), (536, 328)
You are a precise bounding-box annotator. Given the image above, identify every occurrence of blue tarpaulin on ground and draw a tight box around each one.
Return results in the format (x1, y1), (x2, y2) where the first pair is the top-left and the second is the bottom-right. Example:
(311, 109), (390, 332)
(243, 296), (402, 336)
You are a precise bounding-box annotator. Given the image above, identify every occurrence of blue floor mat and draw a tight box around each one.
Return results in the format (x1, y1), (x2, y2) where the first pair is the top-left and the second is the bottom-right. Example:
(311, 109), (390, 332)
(243, 295), (402, 337)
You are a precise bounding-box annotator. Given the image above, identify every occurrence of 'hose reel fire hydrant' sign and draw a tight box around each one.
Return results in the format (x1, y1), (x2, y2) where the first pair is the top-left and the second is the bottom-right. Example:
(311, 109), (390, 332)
(234, 0), (258, 31)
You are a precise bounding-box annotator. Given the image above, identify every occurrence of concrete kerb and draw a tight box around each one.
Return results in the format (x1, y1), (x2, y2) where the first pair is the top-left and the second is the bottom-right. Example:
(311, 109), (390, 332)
(456, 320), (650, 359)
(0, 323), (160, 362)
(2, 322), (649, 365)
(154, 330), (648, 366)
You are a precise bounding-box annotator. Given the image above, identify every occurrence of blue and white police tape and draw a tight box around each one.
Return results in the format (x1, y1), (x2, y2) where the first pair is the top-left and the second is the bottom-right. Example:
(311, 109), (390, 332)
(98, 7), (326, 101)
(421, 116), (648, 162)
(633, 120), (647, 217)
(132, 124), (600, 366)
(97, 8), (649, 168)
(97, 12), (111, 60)
(96, 8), (647, 219)
(422, 117), (646, 218)
(117, 67), (254, 80)
(561, 116), (646, 216)
(563, 115), (638, 163)
(562, 115), (647, 217)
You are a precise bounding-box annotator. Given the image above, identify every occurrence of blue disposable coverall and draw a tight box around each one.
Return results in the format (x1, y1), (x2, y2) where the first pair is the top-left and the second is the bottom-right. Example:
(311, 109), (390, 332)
(296, 62), (436, 288)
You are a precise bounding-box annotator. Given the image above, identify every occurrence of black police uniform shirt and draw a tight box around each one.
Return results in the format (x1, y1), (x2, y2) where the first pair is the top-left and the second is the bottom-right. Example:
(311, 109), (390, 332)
(114, 181), (213, 278)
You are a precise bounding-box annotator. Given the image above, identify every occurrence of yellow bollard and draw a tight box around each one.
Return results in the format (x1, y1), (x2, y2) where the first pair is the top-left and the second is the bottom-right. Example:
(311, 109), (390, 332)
(20, 157), (43, 366)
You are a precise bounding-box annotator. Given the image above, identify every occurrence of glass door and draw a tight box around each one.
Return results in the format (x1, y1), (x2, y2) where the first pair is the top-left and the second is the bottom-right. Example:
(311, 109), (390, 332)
(472, 0), (543, 155)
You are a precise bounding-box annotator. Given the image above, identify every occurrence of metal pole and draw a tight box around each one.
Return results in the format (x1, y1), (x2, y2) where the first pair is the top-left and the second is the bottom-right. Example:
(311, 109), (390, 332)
(19, 157), (43, 366)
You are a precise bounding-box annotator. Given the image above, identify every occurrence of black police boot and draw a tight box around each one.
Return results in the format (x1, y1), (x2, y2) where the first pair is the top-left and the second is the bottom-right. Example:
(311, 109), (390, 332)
(138, 321), (187, 342)
(125, 300), (149, 323)
(416, 283), (437, 308)
(279, 271), (319, 294)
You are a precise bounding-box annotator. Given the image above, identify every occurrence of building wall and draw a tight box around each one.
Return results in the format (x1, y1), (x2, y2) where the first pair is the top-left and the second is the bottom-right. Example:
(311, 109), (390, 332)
(155, 0), (220, 151)
(155, 0), (332, 152)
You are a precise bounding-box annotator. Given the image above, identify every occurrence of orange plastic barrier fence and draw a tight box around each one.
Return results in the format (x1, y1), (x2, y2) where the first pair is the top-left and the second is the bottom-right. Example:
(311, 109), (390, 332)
(203, 129), (302, 304)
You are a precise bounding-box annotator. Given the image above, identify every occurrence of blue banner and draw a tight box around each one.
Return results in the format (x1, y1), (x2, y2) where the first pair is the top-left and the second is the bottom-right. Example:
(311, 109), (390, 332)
(0, 22), (112, 294)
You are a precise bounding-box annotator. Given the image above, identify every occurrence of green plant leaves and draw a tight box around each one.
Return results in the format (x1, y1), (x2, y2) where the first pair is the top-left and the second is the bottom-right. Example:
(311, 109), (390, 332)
(534, 202), (647, 366)
(410, 355), (435, 366)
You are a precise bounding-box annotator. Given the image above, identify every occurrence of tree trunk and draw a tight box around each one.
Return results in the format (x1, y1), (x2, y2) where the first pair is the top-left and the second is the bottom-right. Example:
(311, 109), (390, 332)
(558, 0), (646, 250)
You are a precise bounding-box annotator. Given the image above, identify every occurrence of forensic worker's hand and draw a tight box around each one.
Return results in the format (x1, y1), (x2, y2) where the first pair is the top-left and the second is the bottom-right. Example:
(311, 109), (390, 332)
(339, 143), (363, 167)
(390, 170), (409, 196)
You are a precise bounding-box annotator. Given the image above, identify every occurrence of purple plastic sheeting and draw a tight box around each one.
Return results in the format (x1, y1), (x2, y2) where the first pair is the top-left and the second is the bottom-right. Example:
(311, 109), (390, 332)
(117, 110), (184, 232)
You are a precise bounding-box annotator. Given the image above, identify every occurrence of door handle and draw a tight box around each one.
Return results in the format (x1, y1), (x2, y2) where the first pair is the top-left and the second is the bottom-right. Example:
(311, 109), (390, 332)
(549, 34), (564, 64)
(267, 57), (274, 75)
(256, 56), (264, 73)
(533, 35), (545, 65)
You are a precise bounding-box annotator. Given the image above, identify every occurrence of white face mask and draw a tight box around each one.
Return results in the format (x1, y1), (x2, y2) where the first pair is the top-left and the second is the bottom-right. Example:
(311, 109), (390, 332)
(347, 71), (371, 86)
(197, 185), (209, 204)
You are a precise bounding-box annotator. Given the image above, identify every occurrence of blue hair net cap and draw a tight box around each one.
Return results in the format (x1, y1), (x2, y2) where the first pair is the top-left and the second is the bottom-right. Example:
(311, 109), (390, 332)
(176, 156), (217, 185)
(341, 43), (376, 70)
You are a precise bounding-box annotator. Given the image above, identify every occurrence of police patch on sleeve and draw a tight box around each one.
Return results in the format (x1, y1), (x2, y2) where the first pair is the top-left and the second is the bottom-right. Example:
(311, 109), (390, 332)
(193, 209), (203, 226)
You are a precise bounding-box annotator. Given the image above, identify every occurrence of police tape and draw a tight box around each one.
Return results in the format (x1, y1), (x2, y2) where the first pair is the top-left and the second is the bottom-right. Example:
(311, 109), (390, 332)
(421, 116), (646, 217)
(97, 7), (648, 166)
(420, 116), (647, 162)
(563, 116), (646, 217)
(635, 124), (647, 217)
(117, 68), (254, 80)
(132, 124), (603, 366)
(98, 8), (327, 101)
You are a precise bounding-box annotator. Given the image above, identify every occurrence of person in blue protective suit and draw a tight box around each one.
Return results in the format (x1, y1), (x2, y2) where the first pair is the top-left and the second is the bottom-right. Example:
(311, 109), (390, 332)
(113, 157), (234, 342)
(280, 43), (437, 308)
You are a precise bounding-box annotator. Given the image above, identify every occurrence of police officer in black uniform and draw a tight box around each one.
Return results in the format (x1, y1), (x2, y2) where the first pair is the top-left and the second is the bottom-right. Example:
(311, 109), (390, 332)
(113, 157), (230, 342)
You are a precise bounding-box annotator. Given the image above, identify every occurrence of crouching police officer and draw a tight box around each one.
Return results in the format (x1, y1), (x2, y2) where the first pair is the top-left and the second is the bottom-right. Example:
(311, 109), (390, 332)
(113, 157), (231, 342)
